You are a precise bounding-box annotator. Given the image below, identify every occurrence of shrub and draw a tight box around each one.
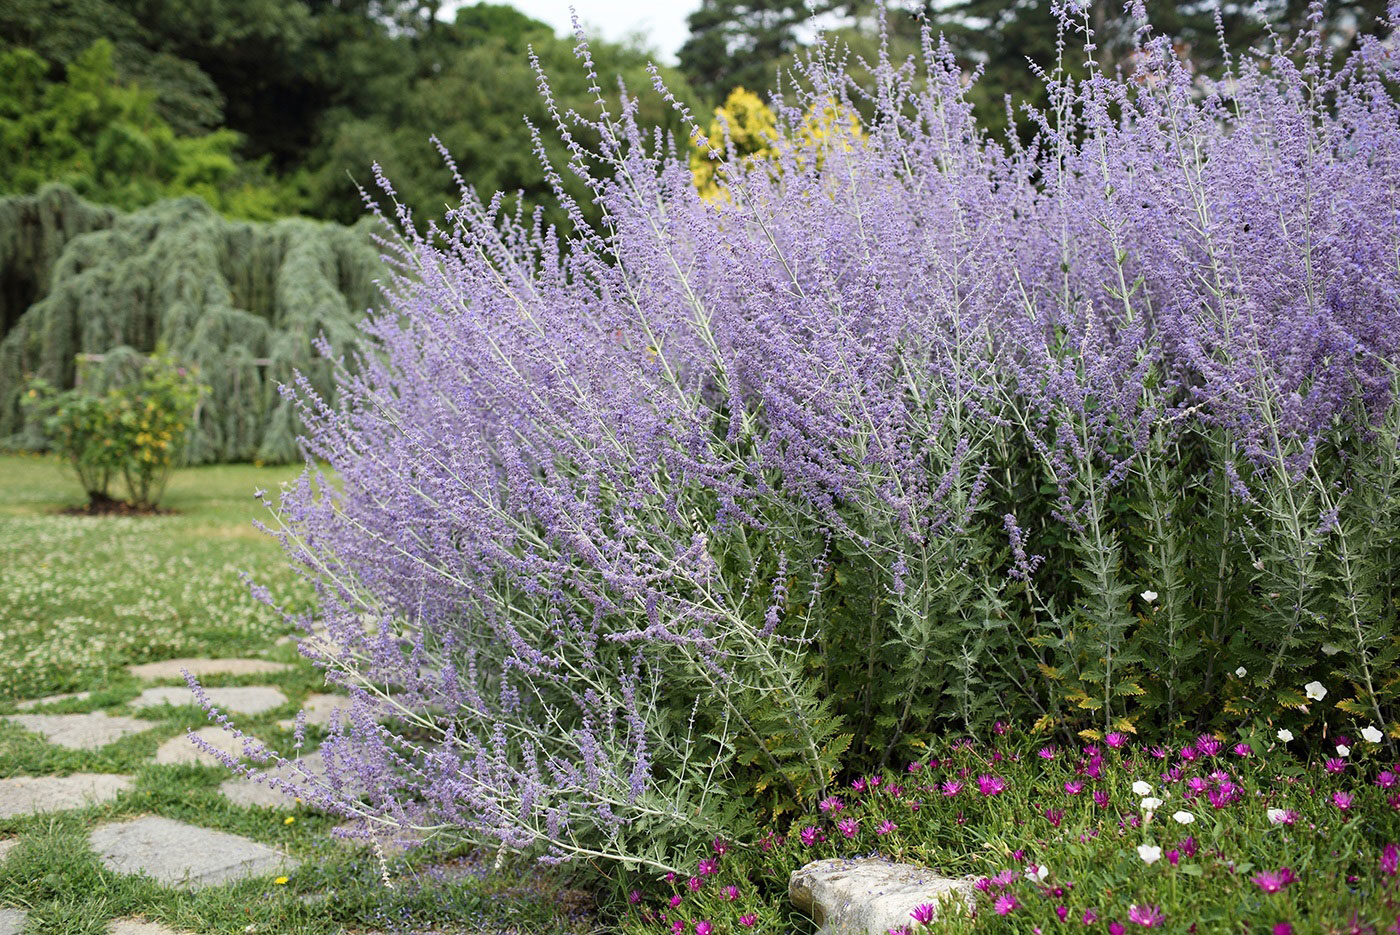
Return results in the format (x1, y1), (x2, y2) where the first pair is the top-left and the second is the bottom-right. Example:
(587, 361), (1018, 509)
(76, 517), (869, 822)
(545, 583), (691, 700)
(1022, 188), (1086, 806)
(614, 725), (1400, 933)
(21, 377), (122, 502)
(254, 8), (1400, 873)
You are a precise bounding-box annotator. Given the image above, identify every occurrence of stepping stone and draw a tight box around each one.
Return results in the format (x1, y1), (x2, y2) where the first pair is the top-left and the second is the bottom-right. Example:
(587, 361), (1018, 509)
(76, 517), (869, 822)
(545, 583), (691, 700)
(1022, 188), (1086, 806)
(14, 690), (92, 710)
(276, 693), (349, 730)
(0, 909), (25, 935)
(4, 712), (154, 750)
(109, 919), (188, 935)
(132, 686), (287, 716)
(89, 815), (297, 889)
(0, 774), (132, 819)
(127, 658), (291, 680)
(0, 839), (16, 862)
(790, 858), (975, 934)
(221, 748), (354, 809)
(154, 726), (254, 767)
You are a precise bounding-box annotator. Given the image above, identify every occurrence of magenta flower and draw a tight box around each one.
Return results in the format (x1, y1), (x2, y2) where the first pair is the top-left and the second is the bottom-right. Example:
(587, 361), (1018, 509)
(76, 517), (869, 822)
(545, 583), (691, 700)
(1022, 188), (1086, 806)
(1056, 906), (1070, 921)
(669, 894), (683, 909)
(994, 893), (1017, 915)
(1045, 807), (1064, 828)
(1197, 735), (1223, 757)
(739, 915), (757, 927)
(1110, 923), (1126, 935)
(941, 780), (963, 797)
(877, 819), (898, 835)
(910, 904), (937, 924)
(687, 876), (702, 892)
(1233, 743), (1252, 757)
(1094, 790), (1111, 808)
(1127, 904), (1165, 927)
(977, 774), (1007, 796)
(907, 761), (923, 773)
(819, 796), (844, 813)
(698, 857), (719, 876)
(723, 885), (740, 901)
(1252, 868), (1298, 893)
(1376, 771), (1398, 790)
(696, 922), (713, 935)
(1325, 757), (1347, 774)
(1149, 746), (1168, 759)
(852, 778), (867, 792)
(712, 837), (729, 856)
(1106, 732), (1127, 749)
(628, 889), (641, 904)
(1038, 745), (1058, 760)
(1273, 925), (1293, 935)
(837, 817), (859, 838)
(1065, 780), (1084, 795)
(671, 921), (684, 935)
(1332, 791), (1355, 812)
(1082, 909), (1098, 925)
(994, 721), (1009, 736)
(1380, 844), (1399, 876)
(800, 826), (820, 847)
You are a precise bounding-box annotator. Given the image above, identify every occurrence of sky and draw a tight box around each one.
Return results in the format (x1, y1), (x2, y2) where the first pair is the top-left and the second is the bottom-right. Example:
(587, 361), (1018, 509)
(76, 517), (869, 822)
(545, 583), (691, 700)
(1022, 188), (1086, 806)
(493, 1), (705, 63)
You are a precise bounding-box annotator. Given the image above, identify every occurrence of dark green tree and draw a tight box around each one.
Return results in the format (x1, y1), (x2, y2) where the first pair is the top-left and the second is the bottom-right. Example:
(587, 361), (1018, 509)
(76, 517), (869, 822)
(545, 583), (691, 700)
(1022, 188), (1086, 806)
(679, 0), (854, 101)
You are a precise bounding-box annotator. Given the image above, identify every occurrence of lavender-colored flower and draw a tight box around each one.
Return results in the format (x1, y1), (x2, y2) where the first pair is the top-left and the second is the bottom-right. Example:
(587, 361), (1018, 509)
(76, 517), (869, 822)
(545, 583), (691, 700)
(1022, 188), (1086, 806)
(910, 904), (937, 924)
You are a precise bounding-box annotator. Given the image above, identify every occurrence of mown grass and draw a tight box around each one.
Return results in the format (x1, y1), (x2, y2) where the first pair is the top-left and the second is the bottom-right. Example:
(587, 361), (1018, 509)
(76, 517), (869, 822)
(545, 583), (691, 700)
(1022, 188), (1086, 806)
(0, 454), (598, 935)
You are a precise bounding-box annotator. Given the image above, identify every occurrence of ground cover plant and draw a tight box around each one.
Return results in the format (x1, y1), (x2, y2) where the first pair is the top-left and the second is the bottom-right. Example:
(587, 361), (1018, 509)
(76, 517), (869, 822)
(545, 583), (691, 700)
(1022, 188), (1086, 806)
(615, 725), (1400, 933)
(247, 0), (1400, 892)
(0, 454), (598, 934)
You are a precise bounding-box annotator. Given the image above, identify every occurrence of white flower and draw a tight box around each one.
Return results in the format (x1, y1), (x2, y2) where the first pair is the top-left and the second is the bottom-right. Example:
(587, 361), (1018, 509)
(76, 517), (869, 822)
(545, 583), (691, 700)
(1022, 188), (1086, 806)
(1267, 808), (1289, 824)
(1336, 744), (1350, 757)
(1362, 726), (1384, 744)
(1172, 811), (1195, 824)
(1235, 666), (1247, 678)
(1140, 590), (1158, 602)
(1141, 797), (1163, 811)
(1132, 780), (1153, 796)
(1304, 681), (1327, 701)
(1025, 864), (1049, 882)
(1277, 728), (1294, 743)
(1321, 643), (1341, 656)
(1137, 844), (1162, 865)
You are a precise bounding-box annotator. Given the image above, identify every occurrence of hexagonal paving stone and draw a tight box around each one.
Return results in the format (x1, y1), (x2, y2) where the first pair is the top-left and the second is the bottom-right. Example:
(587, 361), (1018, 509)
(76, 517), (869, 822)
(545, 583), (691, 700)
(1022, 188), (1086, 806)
(4, 711), (155, 750)
(154, 726), (253, 767)
(0, 774), (132, 819)
(127, 658), (291, 680)
(276, 693), (349, 730)
(109, 918), (189, 935)
(14, 690), (92, 710)
(0, 908), (25, 935)
(132, 686), (287, 716)
(89, 815), (297, 889)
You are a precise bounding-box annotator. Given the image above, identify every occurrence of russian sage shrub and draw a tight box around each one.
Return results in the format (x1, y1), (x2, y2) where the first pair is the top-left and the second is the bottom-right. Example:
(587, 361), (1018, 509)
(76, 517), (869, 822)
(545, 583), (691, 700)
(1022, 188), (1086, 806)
(248, 9), (1400, 871)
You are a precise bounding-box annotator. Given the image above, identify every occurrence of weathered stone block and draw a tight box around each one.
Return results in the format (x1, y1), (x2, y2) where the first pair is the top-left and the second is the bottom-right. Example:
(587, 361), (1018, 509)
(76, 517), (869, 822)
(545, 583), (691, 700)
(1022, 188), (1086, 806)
(790, 858), (974, 935)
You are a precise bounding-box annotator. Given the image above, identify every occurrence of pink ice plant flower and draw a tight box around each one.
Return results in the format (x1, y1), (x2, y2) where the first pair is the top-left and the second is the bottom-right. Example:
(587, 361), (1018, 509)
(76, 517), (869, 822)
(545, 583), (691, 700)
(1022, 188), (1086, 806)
(1252, 868), (1298, 893)
(1381, 844), (1399, 876)
(1128, 904), (1165, 928)
(837, 817), (859, 838)
(1065, 780), (1084, 795)
(698, 858), (719, 876)
(941, 780), (962, 796)
(977, 774), (1007, 796)
(696, 922), (713, 935)
(994, 893), (1018, 915)
(739, 916), (757, 928)
(1332, 791), (1355, 812)
(910, 904), (937, 924)
(877, 820), (898, 835)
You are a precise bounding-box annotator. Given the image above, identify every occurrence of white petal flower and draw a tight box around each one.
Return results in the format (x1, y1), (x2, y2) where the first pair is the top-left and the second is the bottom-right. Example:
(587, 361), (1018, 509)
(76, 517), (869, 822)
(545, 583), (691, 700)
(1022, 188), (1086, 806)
(1362, 726), (1384, 744)
(1025, 864), (1049, 882)
(1137, 844), (1162, 865)
(1141, 797), (1163, 811)
(1321, 643), (1341, 656)
(1277, 728), (1294, 742)
(1336, 744), (1350, 757)
(1267, 808), (1288, 824)
(1304, 681), (1327, 701)
(1132, 780), (1152, 796)
(1172, 811), (1195, 824)
(1140, 590), (1158, 602)
(1235, 666), (1247, 677)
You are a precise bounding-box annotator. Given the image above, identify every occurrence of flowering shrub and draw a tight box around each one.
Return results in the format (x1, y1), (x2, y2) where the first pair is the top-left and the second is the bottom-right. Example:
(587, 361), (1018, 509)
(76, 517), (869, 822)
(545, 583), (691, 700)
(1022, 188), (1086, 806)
(252, 6), (1400, 872)
(615, 726), (1400, 933)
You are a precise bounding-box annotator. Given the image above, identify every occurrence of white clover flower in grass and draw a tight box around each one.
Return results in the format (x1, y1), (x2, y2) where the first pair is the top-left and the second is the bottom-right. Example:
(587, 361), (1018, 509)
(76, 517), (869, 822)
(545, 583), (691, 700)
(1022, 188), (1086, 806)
(1235, 666), (1247, 678)
(1277, 729), (1294, 742)
(1304, 681), (1327, 701)
(1141, 797), (1163, 811)
(1172, 811), (1195, 824)
(1363, 726), (1384, 744)
(1132, 780), (1153, 796)
(1137, 844), (1162, 865)
(1140, 590), (1158, 602)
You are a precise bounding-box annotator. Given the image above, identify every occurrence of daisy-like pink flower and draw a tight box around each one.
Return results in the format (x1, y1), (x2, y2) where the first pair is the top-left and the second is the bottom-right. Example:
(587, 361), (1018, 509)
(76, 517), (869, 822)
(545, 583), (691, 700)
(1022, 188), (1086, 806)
(800, 826), (821, 847)
(713, 837), (729, 856)
(907, 761), (923, 773)
(994, 893), (1017, 915)
(910, 904), (937, 924)
(1376, 771), (1398, 790)
(1380, 844), (1399, 876)
(1197, 735), (1223, 757)
(837, 817), (859, 838)
(739, 915), (757, 928)
(978, 774), (1007, 796)
(723, 885), (740, 901)
(994, 721), (1009, 735)
(671, 921), (685, 935)
(1106, 732), (1127, 749)
(1149, 746), (1168, 759)
(1332, 791), (1355, 812)
(1065, 780), (1084, 795)
(1324, 757), (1347, 774)
(1252, 868), (1298, 893)
(687, 876), (703, 892)
(852, 778), (867, 792)
(1180, 745), (1200, 762)
(1110, 922), (1126, 935)
(1233, 743), (1252, 757)
(1094, 790), (1111, 808)
(1038, 746), (1058, 760)
(669, 894), (683, 908)
(877, 820), (898, 835)
(1082, 909), (1099, 924)
(941, 780), (963, 797)
(698, 858), (719, 876)
(696, 922), (713, 935)
(1044, 808), (1064, 828)
(1127, 904), (1165, 927)
(1272, 925), (1293, 935)
(819, 796), (844, 813)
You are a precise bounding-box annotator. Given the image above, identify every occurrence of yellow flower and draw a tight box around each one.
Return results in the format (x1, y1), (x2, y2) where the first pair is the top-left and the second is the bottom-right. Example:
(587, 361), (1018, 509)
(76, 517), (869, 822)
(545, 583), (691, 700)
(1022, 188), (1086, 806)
(283, 816), (295, 825)
(273, 876), (289, 885)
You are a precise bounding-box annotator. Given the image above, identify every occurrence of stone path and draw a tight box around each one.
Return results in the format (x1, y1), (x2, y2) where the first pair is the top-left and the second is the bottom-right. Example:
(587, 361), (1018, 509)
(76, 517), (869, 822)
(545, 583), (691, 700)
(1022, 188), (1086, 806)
(153, 725), (253, 767)
(90, 816), (298, 889)
(221, 748), (365, 809)
(0, 908), (26, 935)
(4, 711), (155, 750)
(126, 658), (291, 679)
(109, 920), (186, 935)
(276, 692), (348, 730)
(14, 690), (92, 710)
(131, 685), (287, 716)
(0, 774), (132, 819)
(0, 838), (16, 861)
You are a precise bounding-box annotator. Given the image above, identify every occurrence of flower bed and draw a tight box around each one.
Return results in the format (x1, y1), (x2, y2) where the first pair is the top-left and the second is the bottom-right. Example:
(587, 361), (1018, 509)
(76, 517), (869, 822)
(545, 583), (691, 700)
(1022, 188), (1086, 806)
(618, 726), (1400, 933)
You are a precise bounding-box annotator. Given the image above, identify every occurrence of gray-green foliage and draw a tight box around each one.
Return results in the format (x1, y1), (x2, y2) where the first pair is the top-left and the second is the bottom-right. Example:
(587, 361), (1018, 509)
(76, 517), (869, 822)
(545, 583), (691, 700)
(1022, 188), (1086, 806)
(0, 185), (382, 463)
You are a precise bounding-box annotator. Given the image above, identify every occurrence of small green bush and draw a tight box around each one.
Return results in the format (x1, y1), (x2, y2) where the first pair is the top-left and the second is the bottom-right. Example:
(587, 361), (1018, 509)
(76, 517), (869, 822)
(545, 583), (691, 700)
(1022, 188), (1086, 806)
(23, 351), (204, 509)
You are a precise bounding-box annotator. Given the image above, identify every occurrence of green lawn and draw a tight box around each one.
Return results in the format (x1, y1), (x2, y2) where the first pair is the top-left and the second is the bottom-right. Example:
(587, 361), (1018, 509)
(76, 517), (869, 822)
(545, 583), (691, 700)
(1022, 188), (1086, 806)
(0, 454), (598, 935)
